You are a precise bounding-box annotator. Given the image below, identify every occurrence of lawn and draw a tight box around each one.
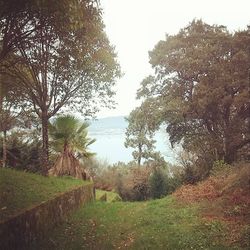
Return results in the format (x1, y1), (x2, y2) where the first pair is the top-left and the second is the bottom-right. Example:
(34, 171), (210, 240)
(0, 168), (88, 222)
(33, 196), (244, 250)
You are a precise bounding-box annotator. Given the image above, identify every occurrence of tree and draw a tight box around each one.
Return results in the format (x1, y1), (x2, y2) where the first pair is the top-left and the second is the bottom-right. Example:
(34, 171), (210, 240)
(0, 0), (33, 62)
(1, 0), (121, 172)
(0, 0), (84, 62)
(138, 20), (250, 165)
(125, 100), (162, 165)
(48, 115), (95, 179)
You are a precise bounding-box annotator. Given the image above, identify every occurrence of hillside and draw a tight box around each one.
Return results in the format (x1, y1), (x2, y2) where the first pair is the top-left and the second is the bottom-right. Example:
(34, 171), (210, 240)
(0, 168), (87, 222)
(89, 116), (128, 132)
(174, 163), (250, 247)
(32, 164), (250, 250)
(1, 164), (249, 249)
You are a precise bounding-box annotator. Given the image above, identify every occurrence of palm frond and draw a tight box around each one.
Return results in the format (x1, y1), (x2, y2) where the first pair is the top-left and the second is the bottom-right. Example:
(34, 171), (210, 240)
(77, 122), (89, 134)
(86, 138), (96, 147)
(49, 115), (96, 159)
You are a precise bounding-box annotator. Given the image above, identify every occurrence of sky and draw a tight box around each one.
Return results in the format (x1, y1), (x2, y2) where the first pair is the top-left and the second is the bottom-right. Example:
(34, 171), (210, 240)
(97, 0), (250, 118)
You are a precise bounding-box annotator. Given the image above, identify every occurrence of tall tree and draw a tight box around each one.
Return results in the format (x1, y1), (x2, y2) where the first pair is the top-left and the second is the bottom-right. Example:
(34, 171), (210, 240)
(1, 0), (121, 172)
(0, 0), (83, 62)
(138, 20), (250, 165)
(125, 100), (162, 165)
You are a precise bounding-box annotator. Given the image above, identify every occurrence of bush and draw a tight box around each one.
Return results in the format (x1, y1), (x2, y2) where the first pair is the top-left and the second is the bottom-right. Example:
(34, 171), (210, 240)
(89, 160), (180, 201)
(93, 162), (126, 191)
(210, 160), (232, 176)
(0, 131), (43, 172)
(149, 168), (168, 199)
(117, 166), (152, 201)
(167, 176), (183, 193)
(177, 150), (214, 184)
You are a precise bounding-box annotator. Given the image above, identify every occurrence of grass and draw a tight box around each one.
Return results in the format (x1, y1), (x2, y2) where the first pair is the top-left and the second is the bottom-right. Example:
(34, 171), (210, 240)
(0, 168), (88, 222)
(2, 164), (248, 249)
(96, 189), (122, 202)
(33, 196), (245, 250)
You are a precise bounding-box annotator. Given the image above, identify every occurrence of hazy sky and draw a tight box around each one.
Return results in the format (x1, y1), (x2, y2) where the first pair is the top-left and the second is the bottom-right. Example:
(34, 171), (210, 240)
(97, 0), (250, 118)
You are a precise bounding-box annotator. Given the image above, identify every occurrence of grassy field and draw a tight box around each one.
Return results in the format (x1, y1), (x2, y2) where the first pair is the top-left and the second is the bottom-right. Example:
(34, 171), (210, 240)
(33, 196), (245, 250)
(0, 168), (88, 221)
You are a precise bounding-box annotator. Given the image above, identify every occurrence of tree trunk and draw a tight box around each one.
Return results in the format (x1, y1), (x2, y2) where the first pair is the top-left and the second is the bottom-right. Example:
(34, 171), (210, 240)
(2, 130), (7, 168)
(223, 135), (235, 164)
(0, 83), (3, 167)
(48, 148), (88, 180)
(137, 158), (141, 166)
(138, 144), (142, 166)
(41, 110), (49, 175)
(224, 149), (235, 164)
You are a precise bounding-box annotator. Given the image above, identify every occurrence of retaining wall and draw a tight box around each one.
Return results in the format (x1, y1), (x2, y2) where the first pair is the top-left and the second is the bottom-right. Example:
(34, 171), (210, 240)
(0, 183), (94, 250)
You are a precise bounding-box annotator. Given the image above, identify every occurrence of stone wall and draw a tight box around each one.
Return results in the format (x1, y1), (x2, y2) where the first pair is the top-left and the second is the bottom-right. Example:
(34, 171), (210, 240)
(0, 183), (94, 250)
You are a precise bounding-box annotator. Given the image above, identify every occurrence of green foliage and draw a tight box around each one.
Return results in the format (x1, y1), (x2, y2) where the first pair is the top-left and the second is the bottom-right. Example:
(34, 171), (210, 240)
(49, 115), (95, 158)
(125, 101), (163, 165)
(210, 160), (232, 176)
(92, 160), (180, 201)
(1, 0), (121, 170)
(0, 130), (43, 172)
(1, 0), (121, 116)
(137, 19), (250, 169)
(149, 168), (168, 199)
(167, 175), (183, 193)
(92, 160), (152, 201)
(89, 158), (122, 191)
(48, 115), (95, 179)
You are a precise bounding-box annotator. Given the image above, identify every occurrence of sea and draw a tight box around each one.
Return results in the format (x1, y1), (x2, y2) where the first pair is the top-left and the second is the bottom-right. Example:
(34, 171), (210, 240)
(88, 116), (179, 165)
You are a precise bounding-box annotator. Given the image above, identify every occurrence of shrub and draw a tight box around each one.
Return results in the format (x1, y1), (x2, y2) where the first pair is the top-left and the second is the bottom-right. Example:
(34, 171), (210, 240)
(117, 165), (152, 201)
(210, 160), (232, 176)
(149, 168), (168, 199)
(177, 150), (215, 184)
(171, 177), (182, 191)
(89, 160), (181, 201)
(0, 131), (43, 172)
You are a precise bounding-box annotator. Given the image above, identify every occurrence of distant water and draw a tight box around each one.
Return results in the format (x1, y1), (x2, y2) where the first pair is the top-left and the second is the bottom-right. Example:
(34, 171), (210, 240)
(88, 116), (179, 164)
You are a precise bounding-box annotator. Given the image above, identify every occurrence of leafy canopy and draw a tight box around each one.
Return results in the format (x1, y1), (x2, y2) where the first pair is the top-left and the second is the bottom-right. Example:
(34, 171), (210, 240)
(137, 20), (250, 165)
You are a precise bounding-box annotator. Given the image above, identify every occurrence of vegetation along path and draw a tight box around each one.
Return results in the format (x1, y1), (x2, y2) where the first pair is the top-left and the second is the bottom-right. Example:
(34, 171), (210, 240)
(33, 196), (243, 250)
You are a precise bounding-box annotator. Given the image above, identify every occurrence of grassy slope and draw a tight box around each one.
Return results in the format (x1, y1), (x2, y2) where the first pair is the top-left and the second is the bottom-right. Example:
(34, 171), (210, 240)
(33, 196), (243, 250)
(174, 163), (250, 248)
(0, 168), (88, 221)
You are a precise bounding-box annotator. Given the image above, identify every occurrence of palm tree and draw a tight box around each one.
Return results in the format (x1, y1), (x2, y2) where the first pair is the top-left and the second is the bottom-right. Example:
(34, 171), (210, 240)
(48, 115), (95, 179)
